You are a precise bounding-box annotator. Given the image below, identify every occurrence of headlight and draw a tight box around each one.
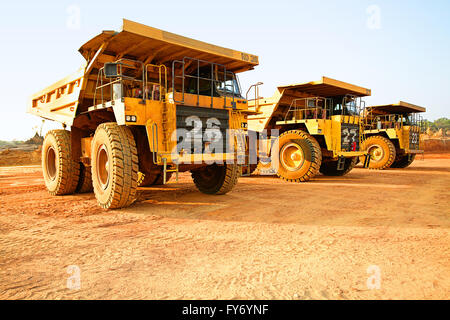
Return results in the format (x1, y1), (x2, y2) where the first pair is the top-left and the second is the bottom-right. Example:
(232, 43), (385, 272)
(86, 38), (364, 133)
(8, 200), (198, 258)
(126, 115), (137, 122)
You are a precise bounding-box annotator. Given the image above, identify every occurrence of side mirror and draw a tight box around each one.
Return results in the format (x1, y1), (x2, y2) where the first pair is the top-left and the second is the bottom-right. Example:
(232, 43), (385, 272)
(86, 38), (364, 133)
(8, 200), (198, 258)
(104, 63), (119, 78)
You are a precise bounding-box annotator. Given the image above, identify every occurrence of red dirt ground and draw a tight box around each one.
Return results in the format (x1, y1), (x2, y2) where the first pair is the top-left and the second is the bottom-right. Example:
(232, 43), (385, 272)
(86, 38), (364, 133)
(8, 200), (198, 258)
(0, 156), (449, 299)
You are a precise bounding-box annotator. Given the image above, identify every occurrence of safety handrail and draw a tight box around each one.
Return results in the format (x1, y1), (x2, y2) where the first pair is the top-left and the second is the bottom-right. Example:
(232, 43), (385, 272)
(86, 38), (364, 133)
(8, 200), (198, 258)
(145, 64), (167, 102)
(364, 113), (422, 132)
(283, 97), (332, 121)
(93, 59), (144, 107)
(246, 82), (263, 111)
(151, 122), (159, 164)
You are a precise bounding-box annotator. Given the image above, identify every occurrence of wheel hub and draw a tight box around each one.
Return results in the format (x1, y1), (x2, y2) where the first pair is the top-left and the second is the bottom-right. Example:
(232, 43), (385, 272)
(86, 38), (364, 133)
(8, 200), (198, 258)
(280, 143), (304, 172)
(97, 144), (110, 190)
(368, 144), (384, 162)
(46, 146), (57, 181)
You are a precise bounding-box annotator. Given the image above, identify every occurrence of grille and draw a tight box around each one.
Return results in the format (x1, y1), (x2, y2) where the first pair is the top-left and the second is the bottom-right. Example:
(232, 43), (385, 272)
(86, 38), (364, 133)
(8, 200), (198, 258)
(175, 105), (229, 154)
(341, 124), (360, 151)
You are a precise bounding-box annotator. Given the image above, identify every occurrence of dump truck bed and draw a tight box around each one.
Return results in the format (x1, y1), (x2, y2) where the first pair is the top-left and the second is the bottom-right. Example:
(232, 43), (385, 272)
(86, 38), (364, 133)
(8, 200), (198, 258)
(28, 19), (259, 126)
(277, 77), (371, 100)
(367, 101), (426, 115)
(79, 19), (258, 74)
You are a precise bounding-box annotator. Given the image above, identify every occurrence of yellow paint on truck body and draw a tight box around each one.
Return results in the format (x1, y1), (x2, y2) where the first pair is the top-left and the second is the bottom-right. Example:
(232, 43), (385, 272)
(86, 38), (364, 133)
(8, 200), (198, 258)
(27, 67), (86, 126)
(248, 77), (371, 159)
(27, 19), (258, 167)
(363, 101), (426, 154)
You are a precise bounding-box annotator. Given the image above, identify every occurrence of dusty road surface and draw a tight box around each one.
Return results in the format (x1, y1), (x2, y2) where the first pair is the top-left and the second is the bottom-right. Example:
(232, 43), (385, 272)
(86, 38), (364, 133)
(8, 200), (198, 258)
(0, 156), (449, 300)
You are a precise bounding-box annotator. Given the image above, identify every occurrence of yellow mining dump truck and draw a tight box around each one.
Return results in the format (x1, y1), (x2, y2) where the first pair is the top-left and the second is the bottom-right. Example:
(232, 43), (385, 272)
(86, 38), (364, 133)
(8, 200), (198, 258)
(246, 77), (371, 182)
(360, 101), (426, 169)
(27, 19), (259, 209)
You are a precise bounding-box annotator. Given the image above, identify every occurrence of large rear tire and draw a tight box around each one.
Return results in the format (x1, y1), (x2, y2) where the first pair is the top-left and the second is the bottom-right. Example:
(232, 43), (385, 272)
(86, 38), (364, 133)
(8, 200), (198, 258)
(76, 163), (93, 193)
(276, 130), (322, 182)
(191, 164), (239, 195)
(360, 135), (396, 170)
(42, 130), (80, 195)
(390, 154), (416, 168)
(91, 123), (139, 209)
(319, 157), (358, 176)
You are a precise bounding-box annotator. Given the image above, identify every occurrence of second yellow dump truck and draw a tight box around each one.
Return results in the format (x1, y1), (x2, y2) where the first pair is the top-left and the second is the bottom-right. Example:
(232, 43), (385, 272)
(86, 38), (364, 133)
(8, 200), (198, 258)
(27, 19), (259, 209)
(246, 77), (371, 182)
(360, 101), (426, 169)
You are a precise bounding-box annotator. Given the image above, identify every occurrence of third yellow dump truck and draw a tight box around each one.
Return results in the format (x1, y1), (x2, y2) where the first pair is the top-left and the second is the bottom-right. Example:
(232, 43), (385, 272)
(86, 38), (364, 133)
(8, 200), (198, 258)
(246, 77), (371, 182)
(27, 19), (259, 209)
(360, 101), (426, 169)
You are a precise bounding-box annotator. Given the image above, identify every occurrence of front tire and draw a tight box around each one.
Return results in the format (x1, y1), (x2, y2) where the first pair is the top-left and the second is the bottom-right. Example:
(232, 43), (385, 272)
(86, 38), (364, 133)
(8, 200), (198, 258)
(91, 123), (139, 209)
(360, 135), (396, 170)
(191, 164), (239, 195)
(76, 163), (93, 193)
(42, 130), (80, 195)
(276, 130), (322, 182)
(390, 154), (416, 168)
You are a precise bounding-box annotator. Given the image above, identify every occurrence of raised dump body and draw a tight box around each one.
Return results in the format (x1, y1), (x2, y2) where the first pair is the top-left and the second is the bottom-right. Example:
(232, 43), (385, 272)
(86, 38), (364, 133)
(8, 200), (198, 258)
(361, 101), (426, 169)
(246, 77), (371, 181)
(28, 19), (259, 209)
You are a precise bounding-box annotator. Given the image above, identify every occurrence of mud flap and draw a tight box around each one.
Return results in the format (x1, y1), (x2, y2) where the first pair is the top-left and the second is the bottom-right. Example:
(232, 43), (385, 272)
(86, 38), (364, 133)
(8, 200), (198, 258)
(363, 154), (371, 168)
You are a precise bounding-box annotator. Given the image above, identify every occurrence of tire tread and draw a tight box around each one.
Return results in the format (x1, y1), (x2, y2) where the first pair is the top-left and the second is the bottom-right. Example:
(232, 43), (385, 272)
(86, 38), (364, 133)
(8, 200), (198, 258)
(277, 130), (322, 183)
(92, 123), (138, 209)
(43, 130), (80, 195)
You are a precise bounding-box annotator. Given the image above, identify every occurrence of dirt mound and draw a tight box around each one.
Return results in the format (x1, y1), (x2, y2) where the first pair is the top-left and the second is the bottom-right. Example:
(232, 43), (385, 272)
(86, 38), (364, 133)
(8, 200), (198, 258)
(0, 146), (41, 166)
(24, 133), (44, 145)
(422, 138), (450, 153)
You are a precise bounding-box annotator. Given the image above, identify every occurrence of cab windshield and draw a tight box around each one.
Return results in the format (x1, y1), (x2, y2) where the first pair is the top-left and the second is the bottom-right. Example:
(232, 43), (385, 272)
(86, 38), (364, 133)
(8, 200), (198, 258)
(332, 96), (361, 116)
(216, 74), (242, 97)
(187, 69), (242, 98)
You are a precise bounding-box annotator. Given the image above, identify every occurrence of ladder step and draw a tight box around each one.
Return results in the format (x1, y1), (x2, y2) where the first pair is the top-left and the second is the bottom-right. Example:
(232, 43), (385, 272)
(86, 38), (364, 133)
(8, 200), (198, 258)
(337, 156), (346, 171)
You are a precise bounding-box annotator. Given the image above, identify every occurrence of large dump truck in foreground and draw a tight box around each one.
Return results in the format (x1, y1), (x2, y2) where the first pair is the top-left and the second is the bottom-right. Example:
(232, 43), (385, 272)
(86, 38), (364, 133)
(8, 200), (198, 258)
(27, 19), (259, 209)
(246, 77), (371, 182)
(360, 101), (426, 169)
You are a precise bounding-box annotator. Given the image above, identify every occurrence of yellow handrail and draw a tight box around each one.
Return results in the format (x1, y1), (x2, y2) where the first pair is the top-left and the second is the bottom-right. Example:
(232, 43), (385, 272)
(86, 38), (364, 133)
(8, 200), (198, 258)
(145, 64), (167, 101)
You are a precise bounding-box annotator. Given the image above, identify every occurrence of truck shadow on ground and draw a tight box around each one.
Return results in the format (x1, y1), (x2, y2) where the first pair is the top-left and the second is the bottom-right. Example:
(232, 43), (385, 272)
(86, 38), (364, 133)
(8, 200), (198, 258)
(389, 166), (450, 172)
(123, 168), (449, 230)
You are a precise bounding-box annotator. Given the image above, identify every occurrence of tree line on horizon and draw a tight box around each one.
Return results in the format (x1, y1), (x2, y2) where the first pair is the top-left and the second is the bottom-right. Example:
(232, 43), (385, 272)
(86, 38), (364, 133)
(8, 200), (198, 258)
(423, 117), (450, 133)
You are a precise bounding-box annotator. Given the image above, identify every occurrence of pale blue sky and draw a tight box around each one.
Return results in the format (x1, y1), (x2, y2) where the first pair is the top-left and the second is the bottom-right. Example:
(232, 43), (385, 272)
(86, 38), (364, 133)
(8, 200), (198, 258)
(0, 0), (449, 140)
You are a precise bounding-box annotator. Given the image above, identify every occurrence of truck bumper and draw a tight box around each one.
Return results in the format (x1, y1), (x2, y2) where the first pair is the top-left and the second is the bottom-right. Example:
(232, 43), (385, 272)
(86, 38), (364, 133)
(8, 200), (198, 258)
(172, 153), (240, 165)
(334, 151), (367, 158)
(405, 149), (424, 154)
